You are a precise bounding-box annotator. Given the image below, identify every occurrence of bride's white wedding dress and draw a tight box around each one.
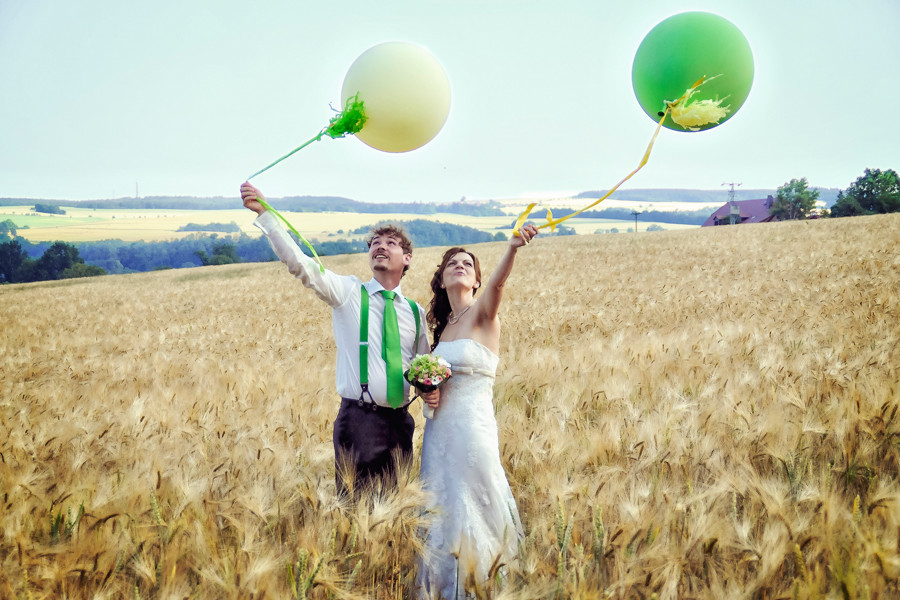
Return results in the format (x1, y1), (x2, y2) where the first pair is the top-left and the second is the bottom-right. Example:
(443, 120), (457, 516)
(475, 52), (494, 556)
(418, 338), (523, 599)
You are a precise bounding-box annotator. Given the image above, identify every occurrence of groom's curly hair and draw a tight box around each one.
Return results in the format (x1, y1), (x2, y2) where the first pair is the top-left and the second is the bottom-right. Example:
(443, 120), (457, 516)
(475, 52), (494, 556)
(366, 223), (413, 276)
(427, 247), (482, 350)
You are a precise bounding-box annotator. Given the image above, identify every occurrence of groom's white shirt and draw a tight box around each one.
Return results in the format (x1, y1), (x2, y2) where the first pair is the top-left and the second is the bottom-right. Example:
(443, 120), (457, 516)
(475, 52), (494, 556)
(255, 211), (429, 406)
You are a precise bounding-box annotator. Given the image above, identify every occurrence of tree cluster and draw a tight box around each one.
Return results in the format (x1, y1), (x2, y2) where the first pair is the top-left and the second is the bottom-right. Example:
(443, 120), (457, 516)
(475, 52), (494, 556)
(1, 219), (509, 283)
(195, 242), (241, 266)
(767, 169), (898, 221)
(32, 203), (66, 215)
(1, 219), (18, 239)
(0, 240), (105, 283)
(770, 178), (819, 221)
(830, 168), (900, 218)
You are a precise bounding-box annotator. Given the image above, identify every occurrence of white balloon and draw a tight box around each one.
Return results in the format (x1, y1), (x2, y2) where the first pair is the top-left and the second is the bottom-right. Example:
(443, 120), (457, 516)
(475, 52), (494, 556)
(341, 41), (451, 153)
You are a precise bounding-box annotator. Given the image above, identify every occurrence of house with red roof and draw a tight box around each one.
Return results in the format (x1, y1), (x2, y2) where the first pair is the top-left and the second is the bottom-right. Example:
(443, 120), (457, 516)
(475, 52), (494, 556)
(702, 196), (776, 227)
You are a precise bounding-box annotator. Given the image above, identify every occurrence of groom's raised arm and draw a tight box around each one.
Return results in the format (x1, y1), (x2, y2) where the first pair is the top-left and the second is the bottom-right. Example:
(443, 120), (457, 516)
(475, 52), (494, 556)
(242, 182), (354, 308)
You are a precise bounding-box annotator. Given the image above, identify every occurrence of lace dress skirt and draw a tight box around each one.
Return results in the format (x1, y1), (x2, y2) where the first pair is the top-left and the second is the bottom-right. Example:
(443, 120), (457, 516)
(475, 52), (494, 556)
(418, 339), (523, 599)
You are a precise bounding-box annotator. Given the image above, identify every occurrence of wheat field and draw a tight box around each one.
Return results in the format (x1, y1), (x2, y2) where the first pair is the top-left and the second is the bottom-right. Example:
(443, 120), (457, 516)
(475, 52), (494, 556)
(1, 213), (898, 599)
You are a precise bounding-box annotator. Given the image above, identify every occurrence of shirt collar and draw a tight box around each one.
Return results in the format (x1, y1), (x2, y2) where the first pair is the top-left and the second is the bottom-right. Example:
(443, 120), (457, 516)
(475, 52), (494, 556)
(365, 278), (404, 299)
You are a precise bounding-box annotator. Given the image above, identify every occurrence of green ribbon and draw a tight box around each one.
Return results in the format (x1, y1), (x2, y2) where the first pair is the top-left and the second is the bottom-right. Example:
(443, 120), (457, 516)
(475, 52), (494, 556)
(255, 197), (326, 273)
(246, 94), (368, 273)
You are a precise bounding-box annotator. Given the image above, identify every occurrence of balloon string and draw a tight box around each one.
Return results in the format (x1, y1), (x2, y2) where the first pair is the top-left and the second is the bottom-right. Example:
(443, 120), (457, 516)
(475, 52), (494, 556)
(244, 94), (368, 274)
(246, 137), (321, 182)
(246, 94), (368, 181)
(512, 77), (706, 236)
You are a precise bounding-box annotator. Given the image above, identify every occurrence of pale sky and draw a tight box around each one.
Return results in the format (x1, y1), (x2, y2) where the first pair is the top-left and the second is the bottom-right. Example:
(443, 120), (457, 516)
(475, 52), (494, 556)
(1, 0), (898, 205)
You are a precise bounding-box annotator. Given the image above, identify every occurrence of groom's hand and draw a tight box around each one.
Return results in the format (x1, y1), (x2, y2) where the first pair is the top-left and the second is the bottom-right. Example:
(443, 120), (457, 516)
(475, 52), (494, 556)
(241, 182), (266, 215)
(421, 388), (440, 409)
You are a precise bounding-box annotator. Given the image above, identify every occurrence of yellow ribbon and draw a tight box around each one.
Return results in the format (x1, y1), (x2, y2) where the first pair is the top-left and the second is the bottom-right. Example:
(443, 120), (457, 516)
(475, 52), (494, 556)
(513, 77), (707, 236)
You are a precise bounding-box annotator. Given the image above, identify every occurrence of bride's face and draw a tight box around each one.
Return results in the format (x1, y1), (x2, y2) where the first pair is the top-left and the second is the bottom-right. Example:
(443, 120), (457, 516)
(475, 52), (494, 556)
(442, 251), (480, 293)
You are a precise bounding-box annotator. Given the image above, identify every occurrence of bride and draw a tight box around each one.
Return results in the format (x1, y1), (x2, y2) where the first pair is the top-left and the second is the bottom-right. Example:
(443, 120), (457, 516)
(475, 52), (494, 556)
(417, 224), (538, 598)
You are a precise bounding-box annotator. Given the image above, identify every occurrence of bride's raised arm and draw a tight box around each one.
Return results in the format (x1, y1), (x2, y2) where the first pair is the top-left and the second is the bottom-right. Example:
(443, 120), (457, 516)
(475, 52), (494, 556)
(476, 224), (538, 322)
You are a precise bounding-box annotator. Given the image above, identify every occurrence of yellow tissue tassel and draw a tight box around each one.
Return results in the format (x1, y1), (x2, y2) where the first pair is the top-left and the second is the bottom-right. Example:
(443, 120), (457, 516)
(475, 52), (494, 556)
(670, 98), (730, 130)
(668, 75), (730, 131)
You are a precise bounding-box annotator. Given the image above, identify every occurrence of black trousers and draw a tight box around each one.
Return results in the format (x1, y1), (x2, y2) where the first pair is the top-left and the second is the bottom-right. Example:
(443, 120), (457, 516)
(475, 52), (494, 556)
(332, 398), (415, 497)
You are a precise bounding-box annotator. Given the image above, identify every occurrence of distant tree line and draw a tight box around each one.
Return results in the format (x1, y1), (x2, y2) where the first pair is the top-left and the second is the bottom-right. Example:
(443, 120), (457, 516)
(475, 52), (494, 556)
(177, 221), (242, 233)
(354, 219), (507, 246)
(1, 234), (273, 276)
(508, 207), (708, 226)
(577, 189), (776, 204)
(498, 218), (578, 235)
(574, 188), (844, 208)
(548, 207), (711, 225)
(0, 196), (507, 217)
(74, 235), (276, 273)
(0, 219), (509, 283)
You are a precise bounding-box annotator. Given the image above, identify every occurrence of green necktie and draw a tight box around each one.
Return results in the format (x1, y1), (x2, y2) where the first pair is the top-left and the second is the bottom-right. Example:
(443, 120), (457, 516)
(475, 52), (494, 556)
(380, 290), (404, 407)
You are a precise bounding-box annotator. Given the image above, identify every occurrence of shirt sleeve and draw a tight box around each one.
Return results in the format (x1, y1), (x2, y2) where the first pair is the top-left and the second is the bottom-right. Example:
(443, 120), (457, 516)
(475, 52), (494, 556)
(254, 211), (355, 307)
(415, 303), (431, 355)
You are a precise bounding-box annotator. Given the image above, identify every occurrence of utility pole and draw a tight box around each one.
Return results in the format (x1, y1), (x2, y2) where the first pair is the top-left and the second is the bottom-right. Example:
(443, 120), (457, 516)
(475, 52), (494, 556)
(722, 182), (741, 225)
(631, 210), (642, 232)
(722, 181), (742, 203)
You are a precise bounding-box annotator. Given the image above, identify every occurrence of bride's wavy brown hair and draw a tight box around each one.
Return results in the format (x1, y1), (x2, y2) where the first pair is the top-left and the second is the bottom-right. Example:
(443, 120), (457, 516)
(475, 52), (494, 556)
(427, 247), (482, 350)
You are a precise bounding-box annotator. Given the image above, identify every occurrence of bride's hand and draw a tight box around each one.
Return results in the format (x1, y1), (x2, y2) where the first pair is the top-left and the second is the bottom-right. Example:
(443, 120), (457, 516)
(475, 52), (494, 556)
(512, 224), (538, 249)
(421, 388), (440, 409)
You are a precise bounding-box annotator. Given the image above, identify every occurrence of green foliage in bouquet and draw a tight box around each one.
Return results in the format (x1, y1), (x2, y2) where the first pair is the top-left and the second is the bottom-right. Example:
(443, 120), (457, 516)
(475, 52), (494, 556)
(405, 353), (451, 392)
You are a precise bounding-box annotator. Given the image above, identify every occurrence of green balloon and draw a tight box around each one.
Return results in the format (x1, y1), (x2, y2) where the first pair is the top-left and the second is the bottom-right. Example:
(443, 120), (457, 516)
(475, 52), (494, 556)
(632, 12), (754, 132)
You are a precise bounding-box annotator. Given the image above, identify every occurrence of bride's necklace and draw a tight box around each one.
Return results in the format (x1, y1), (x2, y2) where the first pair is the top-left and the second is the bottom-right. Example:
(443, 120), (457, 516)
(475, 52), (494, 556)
(447, 303), (472, 325)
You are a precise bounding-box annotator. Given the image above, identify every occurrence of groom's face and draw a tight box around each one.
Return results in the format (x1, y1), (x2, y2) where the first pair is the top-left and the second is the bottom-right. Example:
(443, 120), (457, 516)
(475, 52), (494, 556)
(368, 234), (411, 276)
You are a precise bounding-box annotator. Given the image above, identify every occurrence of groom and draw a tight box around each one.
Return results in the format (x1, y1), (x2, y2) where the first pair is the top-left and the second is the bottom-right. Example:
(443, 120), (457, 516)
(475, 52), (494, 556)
(240, 182), (439, 496)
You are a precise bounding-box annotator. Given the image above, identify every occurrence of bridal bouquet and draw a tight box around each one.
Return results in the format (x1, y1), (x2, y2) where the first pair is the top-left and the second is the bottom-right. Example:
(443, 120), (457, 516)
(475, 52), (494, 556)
(405, 353), (452, 392)
(405, 354), (451, 419)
